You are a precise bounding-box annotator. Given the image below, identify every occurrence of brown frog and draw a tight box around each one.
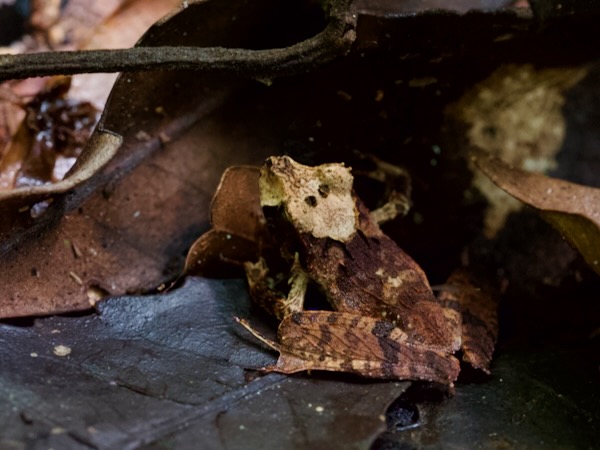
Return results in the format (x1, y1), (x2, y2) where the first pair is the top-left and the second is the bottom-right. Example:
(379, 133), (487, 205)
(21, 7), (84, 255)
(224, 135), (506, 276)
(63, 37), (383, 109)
(237, 156), (496, 386)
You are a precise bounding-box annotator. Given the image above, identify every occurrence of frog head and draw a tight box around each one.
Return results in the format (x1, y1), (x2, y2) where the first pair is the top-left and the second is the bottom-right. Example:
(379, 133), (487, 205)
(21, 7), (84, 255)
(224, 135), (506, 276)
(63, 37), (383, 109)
(259, 156), (358, 242)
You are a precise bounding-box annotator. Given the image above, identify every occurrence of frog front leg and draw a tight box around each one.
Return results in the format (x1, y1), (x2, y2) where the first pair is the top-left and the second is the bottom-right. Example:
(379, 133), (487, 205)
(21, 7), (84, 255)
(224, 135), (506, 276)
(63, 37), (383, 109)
(244, 254), (308, 321)
(238, 254), (310, 358)
(353, 154), (412, 225)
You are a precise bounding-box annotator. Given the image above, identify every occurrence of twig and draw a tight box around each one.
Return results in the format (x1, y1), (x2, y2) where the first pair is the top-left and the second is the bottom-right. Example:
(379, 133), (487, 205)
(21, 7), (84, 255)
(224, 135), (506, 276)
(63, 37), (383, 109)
(0, 0), (357, 82)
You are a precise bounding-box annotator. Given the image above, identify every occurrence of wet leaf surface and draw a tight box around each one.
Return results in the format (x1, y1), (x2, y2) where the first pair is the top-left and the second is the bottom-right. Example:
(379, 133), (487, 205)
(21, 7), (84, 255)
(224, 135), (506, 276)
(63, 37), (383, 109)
(0, 76), (99, 189)
(1, 278), (598, 449)
(372, 344), (600, 449)
(0, 277), (407, 449)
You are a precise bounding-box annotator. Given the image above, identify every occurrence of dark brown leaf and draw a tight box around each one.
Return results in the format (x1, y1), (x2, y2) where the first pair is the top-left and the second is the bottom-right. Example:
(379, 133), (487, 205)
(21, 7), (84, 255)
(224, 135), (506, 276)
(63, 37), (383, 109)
(0, 0), (321, 317)
(185, 165), (272, 276)
(0, 277), (407, 449)
(185, 230), (264, 277)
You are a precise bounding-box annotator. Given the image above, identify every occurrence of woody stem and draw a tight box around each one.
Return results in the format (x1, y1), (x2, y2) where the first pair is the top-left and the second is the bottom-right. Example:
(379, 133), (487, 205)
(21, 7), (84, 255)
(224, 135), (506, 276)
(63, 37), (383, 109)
(0, 0), (356, 82)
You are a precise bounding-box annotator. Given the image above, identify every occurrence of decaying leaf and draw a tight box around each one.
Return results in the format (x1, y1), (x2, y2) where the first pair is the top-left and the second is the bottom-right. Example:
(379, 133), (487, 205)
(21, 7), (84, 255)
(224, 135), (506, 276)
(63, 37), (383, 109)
(66, 0), (183, 108)
(0, 0), (181, 191)
(185, 230), (265, 278)
(27, 0), (128, 49)
(0, 130), (122, 247)
(437, 268), (498, 373)
(209, 166), (267, 242)
(0, 76), (98, 190)
(472, 149), (600, 276)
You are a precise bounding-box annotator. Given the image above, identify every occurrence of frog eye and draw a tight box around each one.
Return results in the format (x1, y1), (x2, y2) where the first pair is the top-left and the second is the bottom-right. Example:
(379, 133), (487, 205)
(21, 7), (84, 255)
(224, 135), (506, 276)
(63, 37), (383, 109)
(304, 195), (317, 207)
(318, 184), (330, 198)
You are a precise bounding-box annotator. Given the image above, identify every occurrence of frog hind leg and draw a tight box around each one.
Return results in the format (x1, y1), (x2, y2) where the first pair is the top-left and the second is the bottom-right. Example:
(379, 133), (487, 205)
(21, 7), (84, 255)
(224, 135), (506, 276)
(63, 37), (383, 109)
(251, 311), (459, 384)
(284, 253), (309, 315)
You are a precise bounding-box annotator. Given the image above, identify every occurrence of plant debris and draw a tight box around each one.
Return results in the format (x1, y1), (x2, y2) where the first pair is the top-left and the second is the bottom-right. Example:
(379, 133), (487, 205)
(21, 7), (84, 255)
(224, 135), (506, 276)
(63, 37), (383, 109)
(0, 76), (98, 190)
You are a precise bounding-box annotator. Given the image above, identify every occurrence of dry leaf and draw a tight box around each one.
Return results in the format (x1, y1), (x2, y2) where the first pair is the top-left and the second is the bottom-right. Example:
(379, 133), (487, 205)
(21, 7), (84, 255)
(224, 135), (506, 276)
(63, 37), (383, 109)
(437, 268), (498, 373)
(185, 230), (266, 278)
(67, 0), (182, 108)
(185, 166), (271, 277)
(208, 166), (267, 243)
(0, 130), (122, 247)
(472, 148), (600, 275)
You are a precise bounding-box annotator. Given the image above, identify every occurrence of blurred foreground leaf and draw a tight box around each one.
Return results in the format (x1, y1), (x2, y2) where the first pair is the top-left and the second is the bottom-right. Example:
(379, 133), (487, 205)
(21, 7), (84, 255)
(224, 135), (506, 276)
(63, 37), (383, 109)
(472, 149), (600, 276)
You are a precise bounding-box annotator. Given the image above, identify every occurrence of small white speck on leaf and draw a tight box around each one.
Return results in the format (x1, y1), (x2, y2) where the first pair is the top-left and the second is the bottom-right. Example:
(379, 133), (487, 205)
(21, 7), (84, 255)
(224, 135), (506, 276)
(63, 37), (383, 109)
(53, 345), (72, 357)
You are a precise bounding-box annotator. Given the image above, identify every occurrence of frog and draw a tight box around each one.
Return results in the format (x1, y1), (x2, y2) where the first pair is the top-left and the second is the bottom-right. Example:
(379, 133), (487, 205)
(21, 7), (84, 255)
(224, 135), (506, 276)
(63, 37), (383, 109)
(236, 155), (495, 386)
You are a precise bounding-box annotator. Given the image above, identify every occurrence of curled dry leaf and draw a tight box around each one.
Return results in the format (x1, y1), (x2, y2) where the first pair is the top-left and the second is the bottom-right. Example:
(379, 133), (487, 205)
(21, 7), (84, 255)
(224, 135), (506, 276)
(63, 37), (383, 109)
(208, 166), (267, 243)
(185, 166), (271, 277)
(0, 130), (122, 248)
(472, 148), (600, 276)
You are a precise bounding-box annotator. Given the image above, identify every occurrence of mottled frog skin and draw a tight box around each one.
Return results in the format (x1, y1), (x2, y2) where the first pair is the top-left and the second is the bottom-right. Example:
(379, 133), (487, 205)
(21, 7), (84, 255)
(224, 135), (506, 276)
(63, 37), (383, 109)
(238, 156), (493, 385)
